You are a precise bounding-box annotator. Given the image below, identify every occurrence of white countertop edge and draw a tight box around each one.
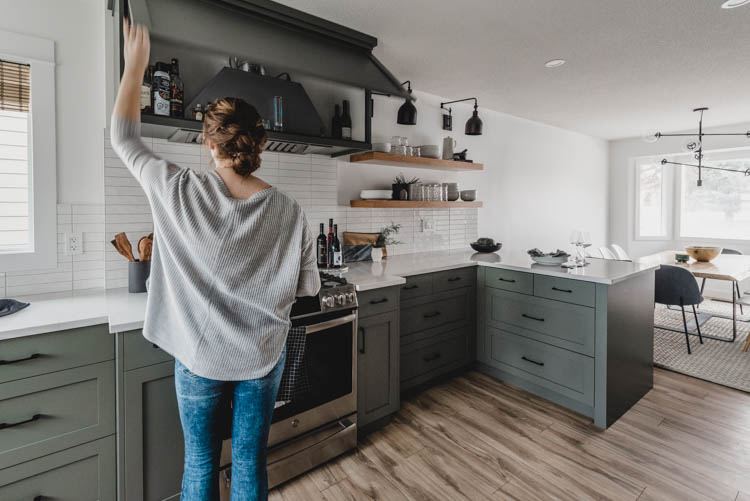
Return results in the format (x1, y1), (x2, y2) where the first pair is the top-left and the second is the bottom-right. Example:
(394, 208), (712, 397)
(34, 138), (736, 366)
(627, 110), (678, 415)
(355, 276), (406, 291)
(0, 315), (110, 342)
(478, 261), (660, 285)
(108, 319), (145, 334)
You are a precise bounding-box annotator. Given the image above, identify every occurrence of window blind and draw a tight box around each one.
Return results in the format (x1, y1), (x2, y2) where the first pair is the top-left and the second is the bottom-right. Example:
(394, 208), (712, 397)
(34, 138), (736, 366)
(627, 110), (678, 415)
(0, 60), (30, 113)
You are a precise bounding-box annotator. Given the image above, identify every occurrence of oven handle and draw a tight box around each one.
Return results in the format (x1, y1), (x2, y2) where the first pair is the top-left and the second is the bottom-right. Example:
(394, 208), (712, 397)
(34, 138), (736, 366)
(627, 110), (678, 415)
(304, 313), (357, 334)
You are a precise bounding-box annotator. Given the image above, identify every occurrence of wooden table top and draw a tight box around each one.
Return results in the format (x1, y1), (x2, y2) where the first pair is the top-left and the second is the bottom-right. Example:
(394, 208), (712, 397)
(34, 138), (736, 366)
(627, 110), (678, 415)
(638, 250), (750, 282)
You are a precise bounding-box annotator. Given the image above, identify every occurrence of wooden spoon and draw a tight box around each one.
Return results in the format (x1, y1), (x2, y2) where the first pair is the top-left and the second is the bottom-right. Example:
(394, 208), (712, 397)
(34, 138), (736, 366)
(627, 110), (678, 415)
(138, 236), (149, 262)
(114, 232), (136, 262)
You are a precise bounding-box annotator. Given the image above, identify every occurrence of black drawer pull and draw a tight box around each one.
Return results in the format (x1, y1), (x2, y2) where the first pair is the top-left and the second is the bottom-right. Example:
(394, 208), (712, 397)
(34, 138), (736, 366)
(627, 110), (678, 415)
(498, 278), (516, 283)
(358, 327), (366, 354)
(447, 277), (462, 282)
(0, 413), (41, 430)
(521, 356), (544, 367)
(369, 298), (389, 305)
(521, 314), (545, 322)
(0, 353), (40, 366)
(403, 284), (419, 290)
(551, 286), (573, 293)
(423, 353), (442, 362)
(423, 311), (441, 319)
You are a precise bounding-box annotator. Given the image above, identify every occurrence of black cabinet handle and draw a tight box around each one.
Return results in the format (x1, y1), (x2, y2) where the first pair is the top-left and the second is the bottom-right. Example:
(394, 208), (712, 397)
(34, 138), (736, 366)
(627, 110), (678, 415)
(0, 353), (40, 366)
(0, 413), (41, 431)
(498, 278), (516, 283)
(521, 356), (544, 367)
(403, 284), (419, 290)
(423, 311), (441, 319)
(423, 353), (442, 362)
(369, 298), (388, 305)
(447, 277), (462, 282)
(358, 327), (366, 354)
(521, 314), (545, 322)
(551, 287), (573, 293)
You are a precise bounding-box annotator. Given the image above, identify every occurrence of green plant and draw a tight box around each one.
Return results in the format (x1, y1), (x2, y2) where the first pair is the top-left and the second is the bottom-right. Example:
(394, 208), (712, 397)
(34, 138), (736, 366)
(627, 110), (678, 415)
(375, 222), (402, 248)
(393, 172), (420, 185)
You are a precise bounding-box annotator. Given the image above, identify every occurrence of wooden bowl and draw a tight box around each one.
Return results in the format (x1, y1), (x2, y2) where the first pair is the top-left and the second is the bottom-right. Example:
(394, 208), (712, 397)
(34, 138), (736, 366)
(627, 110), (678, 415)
(685, 246), (722, 262)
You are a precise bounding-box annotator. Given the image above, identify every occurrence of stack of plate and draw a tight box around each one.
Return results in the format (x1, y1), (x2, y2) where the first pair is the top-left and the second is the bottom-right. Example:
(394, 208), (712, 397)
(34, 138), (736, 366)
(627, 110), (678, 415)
(359, 190), (392, 200)
(419, 145), (440, 159)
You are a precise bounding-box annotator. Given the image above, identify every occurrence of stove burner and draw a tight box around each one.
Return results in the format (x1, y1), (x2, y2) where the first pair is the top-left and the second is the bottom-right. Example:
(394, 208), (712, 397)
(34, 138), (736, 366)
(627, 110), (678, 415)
(320, 272), (347, 286)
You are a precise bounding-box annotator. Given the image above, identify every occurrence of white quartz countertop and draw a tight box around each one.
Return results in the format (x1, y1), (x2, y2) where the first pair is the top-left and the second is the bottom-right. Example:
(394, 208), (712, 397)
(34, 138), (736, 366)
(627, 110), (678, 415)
(1, 251), (658, 341)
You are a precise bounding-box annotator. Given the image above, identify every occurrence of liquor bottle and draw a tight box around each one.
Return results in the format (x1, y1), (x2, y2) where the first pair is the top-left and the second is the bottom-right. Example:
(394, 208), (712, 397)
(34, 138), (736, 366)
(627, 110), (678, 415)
(331, 104), (342, 139)
(316, 223), (328, 268)
(326, 218), (335, 269)
(140, 65), (153, 114)
(192, 103), (203, 121)
(341, 100), (352, 140)
(152, 62), (171, 116)
(332, 224), (343, 268)
(169, 58), (184, 117)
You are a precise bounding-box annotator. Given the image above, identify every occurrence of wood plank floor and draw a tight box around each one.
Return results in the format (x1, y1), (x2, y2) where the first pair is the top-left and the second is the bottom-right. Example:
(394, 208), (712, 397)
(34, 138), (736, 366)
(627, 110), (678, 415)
(270, 368), (750, 501)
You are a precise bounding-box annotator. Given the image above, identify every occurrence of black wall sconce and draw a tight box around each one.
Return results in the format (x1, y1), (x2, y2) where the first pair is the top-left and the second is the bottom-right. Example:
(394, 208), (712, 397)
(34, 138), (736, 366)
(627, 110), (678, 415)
(440, 97), (483, 135)
(396, 81), (417, 125)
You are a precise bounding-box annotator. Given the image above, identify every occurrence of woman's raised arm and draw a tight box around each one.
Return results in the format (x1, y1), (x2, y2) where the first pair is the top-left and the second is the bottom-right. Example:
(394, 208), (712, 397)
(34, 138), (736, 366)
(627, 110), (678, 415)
(113, 18), (150, 121)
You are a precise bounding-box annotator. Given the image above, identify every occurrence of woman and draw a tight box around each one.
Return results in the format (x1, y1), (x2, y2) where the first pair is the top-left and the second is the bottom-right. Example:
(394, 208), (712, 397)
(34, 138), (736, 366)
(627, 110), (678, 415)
(111, 20), (320, 500)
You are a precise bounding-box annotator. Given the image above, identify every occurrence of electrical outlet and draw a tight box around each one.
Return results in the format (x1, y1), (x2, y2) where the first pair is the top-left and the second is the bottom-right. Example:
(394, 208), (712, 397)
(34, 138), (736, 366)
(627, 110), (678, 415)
(65, 232), (83, 256)
(421, 217), (435, 233)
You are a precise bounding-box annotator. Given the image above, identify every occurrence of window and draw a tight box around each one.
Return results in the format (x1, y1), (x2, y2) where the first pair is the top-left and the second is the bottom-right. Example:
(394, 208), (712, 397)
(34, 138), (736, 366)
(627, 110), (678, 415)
(679, 152), (750, 241)
(635, 159), (670, 239)
(0, 61), (31, 251)
(0, 30), (57, 271)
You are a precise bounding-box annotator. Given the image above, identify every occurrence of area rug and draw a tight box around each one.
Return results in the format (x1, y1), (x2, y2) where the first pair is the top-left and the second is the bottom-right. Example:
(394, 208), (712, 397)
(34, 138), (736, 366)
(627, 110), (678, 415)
(653, 301), (750, 393)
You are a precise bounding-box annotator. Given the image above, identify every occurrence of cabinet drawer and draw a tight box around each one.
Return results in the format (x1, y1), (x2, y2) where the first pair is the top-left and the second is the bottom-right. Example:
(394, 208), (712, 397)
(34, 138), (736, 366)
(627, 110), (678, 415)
(0, 361), (116, 469)
(357, 286), (399, 318)
(487, 288), (595, 356)
(0, 324), (113, 384)
(0, 435), (116, 501)
(400, 273), (433, 301)
(401, 330), (469, 384)
(488, 328), (594, 405)
(485, 267), (533, 295)
(433, 267), (476, 293)
(534, 275), (596, 308)
(123, 330), (173, 371)
(401, 290), (470, 337)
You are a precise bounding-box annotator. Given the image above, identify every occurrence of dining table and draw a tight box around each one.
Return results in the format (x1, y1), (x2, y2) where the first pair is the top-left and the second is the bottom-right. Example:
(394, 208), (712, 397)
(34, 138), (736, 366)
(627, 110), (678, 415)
(639, 250), (750, 345)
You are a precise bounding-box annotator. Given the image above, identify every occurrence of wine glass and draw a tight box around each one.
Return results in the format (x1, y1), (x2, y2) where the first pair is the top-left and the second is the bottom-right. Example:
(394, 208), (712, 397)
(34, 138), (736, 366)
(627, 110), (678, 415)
(580, 232), (592, 265)
(569, 230), (583, 265)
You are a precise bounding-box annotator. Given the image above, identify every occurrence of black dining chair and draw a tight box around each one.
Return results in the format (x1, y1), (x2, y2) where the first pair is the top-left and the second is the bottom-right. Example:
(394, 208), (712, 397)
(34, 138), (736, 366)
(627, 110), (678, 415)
(656, 265), (705, 354)
(699, 248), (743, 315)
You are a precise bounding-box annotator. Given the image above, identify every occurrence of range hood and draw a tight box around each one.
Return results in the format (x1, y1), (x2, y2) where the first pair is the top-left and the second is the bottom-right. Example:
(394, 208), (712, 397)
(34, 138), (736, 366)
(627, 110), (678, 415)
(128, 0), (411, 155)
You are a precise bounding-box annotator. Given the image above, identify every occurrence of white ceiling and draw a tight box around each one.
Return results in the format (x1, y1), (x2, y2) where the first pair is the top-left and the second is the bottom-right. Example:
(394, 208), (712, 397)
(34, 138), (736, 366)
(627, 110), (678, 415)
(277, 0), (750, 140)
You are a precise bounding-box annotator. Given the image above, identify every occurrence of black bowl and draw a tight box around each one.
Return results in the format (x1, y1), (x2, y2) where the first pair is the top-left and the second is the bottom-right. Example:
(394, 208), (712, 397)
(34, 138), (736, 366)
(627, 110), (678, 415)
(470, 242), (502, 253)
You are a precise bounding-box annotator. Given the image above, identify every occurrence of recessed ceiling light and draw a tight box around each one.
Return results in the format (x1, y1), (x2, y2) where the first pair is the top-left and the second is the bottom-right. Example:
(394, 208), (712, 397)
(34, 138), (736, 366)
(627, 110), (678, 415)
(545, 59), (566, 68)
(722, 0), (750, 8)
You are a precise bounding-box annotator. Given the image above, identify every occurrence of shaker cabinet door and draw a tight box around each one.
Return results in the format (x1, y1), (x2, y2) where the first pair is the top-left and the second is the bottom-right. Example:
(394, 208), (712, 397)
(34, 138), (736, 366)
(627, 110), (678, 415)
(357, 311), (399, 429)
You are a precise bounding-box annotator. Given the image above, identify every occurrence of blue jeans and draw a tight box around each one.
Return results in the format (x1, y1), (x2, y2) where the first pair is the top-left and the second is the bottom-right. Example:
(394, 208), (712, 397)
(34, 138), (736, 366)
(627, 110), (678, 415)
(175, 350), (285, 501)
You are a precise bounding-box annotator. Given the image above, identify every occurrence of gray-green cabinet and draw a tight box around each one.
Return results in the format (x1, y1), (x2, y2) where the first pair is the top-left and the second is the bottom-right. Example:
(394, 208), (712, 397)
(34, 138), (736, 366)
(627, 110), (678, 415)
(117, 330), (183, 501)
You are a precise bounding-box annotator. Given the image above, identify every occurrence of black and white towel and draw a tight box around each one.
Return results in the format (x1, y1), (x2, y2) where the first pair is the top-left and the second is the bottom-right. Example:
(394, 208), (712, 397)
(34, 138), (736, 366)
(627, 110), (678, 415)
(277, 325), (310, 403)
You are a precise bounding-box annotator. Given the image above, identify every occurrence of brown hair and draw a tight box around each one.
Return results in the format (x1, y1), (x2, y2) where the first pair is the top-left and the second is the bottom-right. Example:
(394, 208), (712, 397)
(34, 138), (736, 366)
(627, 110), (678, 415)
(203, 97), (267, 177)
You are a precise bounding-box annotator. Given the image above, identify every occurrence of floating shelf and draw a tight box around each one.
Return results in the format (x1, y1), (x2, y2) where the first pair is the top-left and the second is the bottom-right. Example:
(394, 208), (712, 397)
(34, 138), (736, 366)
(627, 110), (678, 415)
(350, 200), (482, 208)
(349, 151), (483, 171)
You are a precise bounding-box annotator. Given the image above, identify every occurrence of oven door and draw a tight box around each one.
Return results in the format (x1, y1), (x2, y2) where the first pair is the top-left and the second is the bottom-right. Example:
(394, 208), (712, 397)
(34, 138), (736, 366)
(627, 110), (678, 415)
(268, 311), (357, 447)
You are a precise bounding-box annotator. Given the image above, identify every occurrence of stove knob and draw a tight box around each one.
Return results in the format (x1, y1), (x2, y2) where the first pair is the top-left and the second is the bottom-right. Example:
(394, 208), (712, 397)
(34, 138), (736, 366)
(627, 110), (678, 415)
(336, 294), (346, 305)
(323, 296), (335, 308)
(347, 292), (356, 303)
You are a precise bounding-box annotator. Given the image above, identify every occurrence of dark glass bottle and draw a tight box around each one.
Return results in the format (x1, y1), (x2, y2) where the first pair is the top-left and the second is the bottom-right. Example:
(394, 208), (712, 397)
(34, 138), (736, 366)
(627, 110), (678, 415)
(152, 62), (171, 116)
(169, 58), (184, 117)
(326, 218), (334, 269)
(140, 65), (153, 114)
(316, 223), (328, 268)
(331, 104), (342, 139)
(341, 100), (352, 140)
(332, 224), (342, 268)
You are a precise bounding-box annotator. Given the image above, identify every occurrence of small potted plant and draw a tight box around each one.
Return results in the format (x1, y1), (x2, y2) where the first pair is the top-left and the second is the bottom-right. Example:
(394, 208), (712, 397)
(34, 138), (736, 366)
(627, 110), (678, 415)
(392, 173), (420, 200)
(372, 222), (402, 261)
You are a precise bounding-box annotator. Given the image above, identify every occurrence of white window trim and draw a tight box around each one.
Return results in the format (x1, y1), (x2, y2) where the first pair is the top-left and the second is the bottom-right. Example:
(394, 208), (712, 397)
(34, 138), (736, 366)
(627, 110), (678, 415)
(633, 157), (673, 241)
(0, 29), (57, 272)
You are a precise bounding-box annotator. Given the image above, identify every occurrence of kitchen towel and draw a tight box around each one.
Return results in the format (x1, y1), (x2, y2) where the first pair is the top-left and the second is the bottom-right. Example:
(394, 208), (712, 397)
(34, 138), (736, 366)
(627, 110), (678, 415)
(277, 325), (310, 402)
(0, 299), (30, 317)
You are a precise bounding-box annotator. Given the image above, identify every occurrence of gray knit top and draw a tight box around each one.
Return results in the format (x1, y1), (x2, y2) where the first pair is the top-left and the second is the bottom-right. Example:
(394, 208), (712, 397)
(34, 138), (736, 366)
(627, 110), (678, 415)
(110, 116), (320, 380)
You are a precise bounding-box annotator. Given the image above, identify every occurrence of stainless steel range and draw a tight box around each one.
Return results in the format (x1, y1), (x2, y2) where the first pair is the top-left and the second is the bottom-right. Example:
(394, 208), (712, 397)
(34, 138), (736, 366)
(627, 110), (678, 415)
(219, 271), (358, 494)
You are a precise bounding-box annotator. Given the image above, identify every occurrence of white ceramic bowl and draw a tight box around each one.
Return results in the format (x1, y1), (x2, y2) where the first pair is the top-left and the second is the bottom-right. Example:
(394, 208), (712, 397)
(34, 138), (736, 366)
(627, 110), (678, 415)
(460, 190), (477, 202)
(359, 189), (393, 200)
(419, 145), (440, 158)
(372, 142), (391, 153)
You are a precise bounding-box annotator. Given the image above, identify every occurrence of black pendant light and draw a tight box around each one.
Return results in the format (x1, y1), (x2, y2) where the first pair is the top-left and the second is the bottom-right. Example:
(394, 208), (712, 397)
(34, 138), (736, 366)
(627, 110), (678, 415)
(440, 97), (483, 135)
(396, 81), (417, 125)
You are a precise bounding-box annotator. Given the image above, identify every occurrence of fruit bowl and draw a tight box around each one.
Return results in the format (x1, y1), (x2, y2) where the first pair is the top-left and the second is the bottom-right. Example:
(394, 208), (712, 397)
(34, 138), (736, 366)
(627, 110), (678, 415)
(470, 242), (502, 253)
(685, 246), (722, 262)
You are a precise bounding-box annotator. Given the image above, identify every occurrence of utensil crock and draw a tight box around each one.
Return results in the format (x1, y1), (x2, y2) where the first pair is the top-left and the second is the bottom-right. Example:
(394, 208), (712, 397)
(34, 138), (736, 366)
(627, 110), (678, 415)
(128, 261), (151, 293)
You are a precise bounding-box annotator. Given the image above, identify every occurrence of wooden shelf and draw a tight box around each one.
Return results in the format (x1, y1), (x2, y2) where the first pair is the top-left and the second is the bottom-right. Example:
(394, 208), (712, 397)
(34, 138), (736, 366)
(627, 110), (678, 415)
(350, 200), (482, 208)
(349, 151), (483, 171)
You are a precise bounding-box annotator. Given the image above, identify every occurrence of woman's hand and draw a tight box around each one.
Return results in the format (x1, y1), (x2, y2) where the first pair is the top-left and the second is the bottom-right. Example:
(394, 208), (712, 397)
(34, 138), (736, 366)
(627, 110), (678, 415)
(122, 18), (150, 78)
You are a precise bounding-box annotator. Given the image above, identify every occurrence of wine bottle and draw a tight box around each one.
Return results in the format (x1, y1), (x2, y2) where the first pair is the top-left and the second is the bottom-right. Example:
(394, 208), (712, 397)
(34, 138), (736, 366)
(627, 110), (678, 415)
(316, 223), (328, 268)
(331, 104), (342, 139)
(326, 218), (335, 269)
(341, 100), (352, 140)
(140, 65), (153, 114)
(332, 224), (342, 268)
(169, 58), (184, 117)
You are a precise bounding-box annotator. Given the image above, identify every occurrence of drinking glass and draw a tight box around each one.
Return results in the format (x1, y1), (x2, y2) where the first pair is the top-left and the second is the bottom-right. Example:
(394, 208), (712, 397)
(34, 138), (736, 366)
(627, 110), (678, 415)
(580, 232), (591, 264)
(569, 230), (583, 265)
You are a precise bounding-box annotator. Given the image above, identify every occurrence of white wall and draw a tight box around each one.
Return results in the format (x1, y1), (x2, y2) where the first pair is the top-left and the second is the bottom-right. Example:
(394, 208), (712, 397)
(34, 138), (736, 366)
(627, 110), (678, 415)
(0, 0), (106, 205)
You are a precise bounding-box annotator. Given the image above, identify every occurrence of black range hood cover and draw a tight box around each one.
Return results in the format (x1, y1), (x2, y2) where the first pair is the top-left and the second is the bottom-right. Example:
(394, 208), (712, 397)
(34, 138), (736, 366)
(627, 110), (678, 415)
(129, 0), (410, 99)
